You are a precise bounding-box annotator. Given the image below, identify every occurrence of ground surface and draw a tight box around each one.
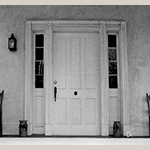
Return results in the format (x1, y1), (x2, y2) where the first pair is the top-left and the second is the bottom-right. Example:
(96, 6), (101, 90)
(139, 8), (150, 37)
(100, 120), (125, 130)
(0, 136), (150, 145)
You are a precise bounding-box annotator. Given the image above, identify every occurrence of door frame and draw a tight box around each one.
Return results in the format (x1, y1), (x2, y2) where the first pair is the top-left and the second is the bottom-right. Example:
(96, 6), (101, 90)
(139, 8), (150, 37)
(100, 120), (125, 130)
(25, 20), (129, 136)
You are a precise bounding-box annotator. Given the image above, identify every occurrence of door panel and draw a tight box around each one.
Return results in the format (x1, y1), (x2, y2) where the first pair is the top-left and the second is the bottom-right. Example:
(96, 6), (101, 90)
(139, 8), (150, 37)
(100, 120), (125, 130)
(54, 36), (67, 89)
(85, 98), (96, 125)
(71, 98), (81, 125)
(33, 90), (45, 134)
(71, 37), (81, 89)
(53, 33), (100, 135)
(56, 98), (67, 125)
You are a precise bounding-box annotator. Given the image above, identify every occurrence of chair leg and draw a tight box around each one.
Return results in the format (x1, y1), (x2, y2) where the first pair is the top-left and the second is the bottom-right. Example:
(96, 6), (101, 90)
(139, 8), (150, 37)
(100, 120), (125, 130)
(0, 107), (2, 136)
(149, 116), (150, 137)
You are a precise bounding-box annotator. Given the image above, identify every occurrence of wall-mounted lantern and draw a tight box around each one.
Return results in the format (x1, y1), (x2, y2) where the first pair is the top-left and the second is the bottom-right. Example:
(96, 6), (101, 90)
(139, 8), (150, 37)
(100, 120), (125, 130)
(8, 33), (17, 51)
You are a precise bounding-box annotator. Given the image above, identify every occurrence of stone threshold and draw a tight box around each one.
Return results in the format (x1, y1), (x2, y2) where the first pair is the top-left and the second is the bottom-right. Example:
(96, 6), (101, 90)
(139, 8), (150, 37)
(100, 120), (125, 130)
(0, 135), (150, 138)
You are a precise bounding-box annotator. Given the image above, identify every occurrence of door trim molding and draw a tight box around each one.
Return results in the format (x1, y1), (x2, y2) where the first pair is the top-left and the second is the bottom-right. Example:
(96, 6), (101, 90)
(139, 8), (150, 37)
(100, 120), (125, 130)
(100, 21), (129, 136)
(25, 20), (129, 136)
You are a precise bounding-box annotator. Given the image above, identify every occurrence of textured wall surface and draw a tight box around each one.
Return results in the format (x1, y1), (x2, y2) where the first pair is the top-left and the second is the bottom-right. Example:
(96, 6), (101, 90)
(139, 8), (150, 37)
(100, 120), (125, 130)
(0, 5), (150, 135)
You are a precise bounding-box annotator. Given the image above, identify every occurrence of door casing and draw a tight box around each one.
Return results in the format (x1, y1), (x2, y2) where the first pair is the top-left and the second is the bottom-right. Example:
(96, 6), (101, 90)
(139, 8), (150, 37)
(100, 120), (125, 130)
(25, 20), (129, 136)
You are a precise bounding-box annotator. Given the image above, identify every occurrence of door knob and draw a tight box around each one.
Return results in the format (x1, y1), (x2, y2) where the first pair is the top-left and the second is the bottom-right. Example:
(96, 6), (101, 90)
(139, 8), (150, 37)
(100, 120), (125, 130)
(54, 80), (57, 84)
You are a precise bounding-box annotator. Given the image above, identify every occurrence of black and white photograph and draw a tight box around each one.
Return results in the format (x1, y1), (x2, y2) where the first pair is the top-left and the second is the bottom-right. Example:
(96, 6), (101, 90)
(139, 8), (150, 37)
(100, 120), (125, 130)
(0, 3), (150, 145)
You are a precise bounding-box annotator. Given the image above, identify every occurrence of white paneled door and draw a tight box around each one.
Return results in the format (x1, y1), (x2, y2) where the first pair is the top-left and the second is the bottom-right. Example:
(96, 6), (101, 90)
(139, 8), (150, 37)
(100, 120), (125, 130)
(53, 33), (100, 135)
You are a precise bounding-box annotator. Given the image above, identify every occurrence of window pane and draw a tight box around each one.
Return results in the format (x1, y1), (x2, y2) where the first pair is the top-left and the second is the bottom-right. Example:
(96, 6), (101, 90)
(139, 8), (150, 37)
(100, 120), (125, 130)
(109, 76), (118, 88)
(109, 48), (117, 61)
(108, 35), (116, 47)
(35, 75), (44, 88)
(35, 48), (44, 60)
(35, 62), (44, 75)
(109, 62), (117, 74)
(35, 34), (44, 47)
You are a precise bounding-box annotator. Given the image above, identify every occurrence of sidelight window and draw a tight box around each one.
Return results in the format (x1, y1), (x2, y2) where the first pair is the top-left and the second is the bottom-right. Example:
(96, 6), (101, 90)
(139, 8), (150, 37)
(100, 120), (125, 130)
(108, 34), (118, 89)
(35, 34), (44, 88)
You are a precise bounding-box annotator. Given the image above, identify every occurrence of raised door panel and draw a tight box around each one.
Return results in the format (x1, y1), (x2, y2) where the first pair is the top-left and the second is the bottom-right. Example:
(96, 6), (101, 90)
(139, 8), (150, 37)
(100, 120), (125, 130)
(56, 98), (67, 125)
(54, 35), (67, 89)
(33, 94), (45, 134)
(71, 37), (81, 89)
(70, 98), (81, 125)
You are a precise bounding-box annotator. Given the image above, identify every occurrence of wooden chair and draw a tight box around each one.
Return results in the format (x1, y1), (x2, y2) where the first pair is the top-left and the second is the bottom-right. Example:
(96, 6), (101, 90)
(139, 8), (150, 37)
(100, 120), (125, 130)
(146, 93), (150, 136)
(0, 90), (4, 137)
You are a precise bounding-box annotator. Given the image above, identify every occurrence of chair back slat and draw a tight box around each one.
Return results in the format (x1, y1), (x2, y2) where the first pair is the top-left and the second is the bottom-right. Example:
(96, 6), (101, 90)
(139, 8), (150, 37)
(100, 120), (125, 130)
(0, 91), (4, 106)
(146, 93), (150, 116)
(146, 93), (150, 108)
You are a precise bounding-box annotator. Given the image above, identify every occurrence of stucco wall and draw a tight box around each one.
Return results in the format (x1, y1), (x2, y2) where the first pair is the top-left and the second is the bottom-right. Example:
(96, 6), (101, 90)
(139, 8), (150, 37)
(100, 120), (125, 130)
(0, 5), (150, 135)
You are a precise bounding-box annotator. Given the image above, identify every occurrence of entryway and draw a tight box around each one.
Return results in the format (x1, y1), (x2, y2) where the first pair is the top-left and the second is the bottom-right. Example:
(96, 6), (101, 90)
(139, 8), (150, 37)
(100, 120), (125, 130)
(25, 21), (129, 136)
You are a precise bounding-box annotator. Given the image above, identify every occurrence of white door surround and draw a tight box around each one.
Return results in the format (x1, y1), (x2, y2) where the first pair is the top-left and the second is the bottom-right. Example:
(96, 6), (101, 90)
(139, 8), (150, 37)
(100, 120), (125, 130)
(25, 20), (129, 136)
